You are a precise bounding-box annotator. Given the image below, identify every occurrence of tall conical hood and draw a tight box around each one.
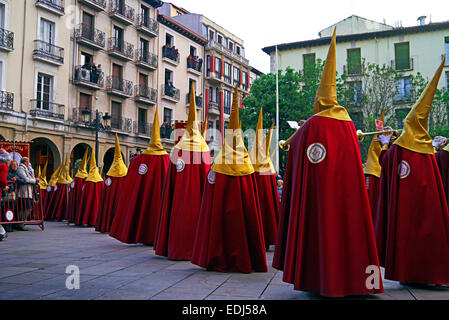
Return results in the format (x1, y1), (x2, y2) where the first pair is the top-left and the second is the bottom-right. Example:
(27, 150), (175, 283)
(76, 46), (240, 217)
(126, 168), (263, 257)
(143, 105), (167, 156)
(57, 155), (73, 184)
(394, 58), (446, 154)
(364, 109), (385, 178)
(175, 82), (209, 152)
(86, 149), (103, 183)
(249, 107), (275, 174)
(75, 148), (89, 179)
(313, 28), (351, 122)
(212, 85), (254, 176)
(202, 114), (208, 138)
(38, 161), (48, 190)
(107, 133), (128, 177)
(49, 160), (63, 187)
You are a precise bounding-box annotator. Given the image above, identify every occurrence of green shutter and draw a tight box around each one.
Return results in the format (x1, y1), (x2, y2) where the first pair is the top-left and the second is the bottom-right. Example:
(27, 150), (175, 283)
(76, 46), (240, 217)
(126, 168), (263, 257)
(303, 53), (315, 75)
(347, 48), (361, 75)
(395, 43), (410, 70)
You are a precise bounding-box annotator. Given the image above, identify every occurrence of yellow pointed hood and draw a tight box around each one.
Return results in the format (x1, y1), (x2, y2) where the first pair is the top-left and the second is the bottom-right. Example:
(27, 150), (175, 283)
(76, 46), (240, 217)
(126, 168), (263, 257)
(394, 58), (446, 155)
(364, 109), (385, 178)
(57, 155), (73, 184)
(249, 107), (275, 174)
(313, 28), (351, 122)
(212, 85), (254, 176)
(86, 149), (103, 183)
(49, 161), (63, 187)
(107, 133), (128, 177)
(38, 161), (48, 190)
(75, 148), (89, 179)
(143, 105), (168, 156)
(175, 83), (209, 152)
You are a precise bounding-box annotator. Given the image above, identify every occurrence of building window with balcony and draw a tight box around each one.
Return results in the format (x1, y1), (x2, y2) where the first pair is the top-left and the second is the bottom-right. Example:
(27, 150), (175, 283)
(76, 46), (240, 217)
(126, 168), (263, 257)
(140, 5), (149, 25)
(303, 53), (315, 76)
(187, 46), (202, 72)
(36, 73), (53, 111)
(111, 101), (122, 130)
(112, 25), (124, 50)
(233, 66), (240, 86)
(215, 57), (222, 78)
(346, 48), (362, 75)
(395, 77), (411, 102)
(394, 42), (411, 71)
(40, 19), (55, 45)
(138, 107), (148, 135)
(161, 107), (173, 139)
(209, 87), (214, 101)
(79, 92), (92, 114)
(223, 90), (231, 114)
(224, 62), (231, 84)
(163, 33), (179, 63)
(242, 71), (248, 90)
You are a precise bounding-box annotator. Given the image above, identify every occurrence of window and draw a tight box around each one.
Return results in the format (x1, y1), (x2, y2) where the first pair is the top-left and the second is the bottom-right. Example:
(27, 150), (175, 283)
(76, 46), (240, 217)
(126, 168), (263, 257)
(446, 72), (449, 90)
(395, 77), (411, 102)
(40, 19), (55, 45)
(394, 42), (411, 70)
(206, 55), (211, 76)
(165, 33), (173, 46)
(140, 5), (149, 25)
(138, 108), (147, 134)
(80, 52), (93, 66)
(215, 57), (221, 78)
(228, 40), (233, 52)
(224, 62), (231, 84)
(111, 101), (122, 129)
(209, 29), (215, 41)
(223, 90), (231, 114)
(347, 48), (362, 75)
(36, 73), (52, 110)
(233, 66), (240, 86)
(303, 53), (315, 76)
(189, 78), (196, 94)
(217, 34), (223, 44)
(242, 71), (248, 90)
(0, 4), (5, 29)
(209, 87), (214, 102)
(113, 25), (123, 49)
(164, 69), (173, 84)
(79, 93), (91, 110)
(445, 37), (449, 62)
(163, 107), (172, 123)
(216, 88), (220, 104)
(189, 46), (196, 57)
(236, 46), (241, 56)
(140, 39), (149, 53)
(348, 81), (362, 106)
(82, 12), (94, 40)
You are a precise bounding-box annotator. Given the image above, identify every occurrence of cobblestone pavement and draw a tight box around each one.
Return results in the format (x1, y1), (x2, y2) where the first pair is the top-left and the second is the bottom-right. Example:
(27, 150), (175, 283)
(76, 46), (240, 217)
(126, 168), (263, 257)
(0, 222), (448, 300)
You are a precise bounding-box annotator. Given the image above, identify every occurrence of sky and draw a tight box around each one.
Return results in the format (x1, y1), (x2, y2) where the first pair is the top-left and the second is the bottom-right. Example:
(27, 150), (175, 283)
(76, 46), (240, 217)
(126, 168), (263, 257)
(167, 0), (449, 73)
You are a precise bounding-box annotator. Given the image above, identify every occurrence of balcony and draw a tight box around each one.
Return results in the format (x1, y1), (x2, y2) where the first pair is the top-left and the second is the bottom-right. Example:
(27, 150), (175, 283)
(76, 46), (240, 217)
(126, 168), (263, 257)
(135, 86), (157, 105)
(108, 0), (135, 25)
(106, 76), (133, 98)
(206, 40), (249, 66)
(161, 84), (180, 102)
(136, 15), (158, 37)
(0, 91), (14, 112)
(134, 121), (152, 136)
(73, 65), (104, 90)
(110, 116), (133, 133)
(391, 58), (414, 72)
(208, 101), (220, 115)
(135, 50), (157, 71)
(224, 106), (231, 115)
(79, 0), (106, 11)
(187, 57), (203, 75)
(33, 40), (64, 66)
(30, 99), (64, 120)
(205, 70), (223, 84)
(162, 45), (179, 66)
(0, 28), (14, 52)
(75, 24), (105, 50)
(35, 0), (65, 16)
(107, 37), (134, 61)
(343, 64), (364, 76)
(186, 93), (203, 108)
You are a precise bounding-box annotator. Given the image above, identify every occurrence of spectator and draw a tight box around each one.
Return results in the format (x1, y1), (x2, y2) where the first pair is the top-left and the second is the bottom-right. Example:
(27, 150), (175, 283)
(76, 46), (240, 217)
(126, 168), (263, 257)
(16, 157), (36, 231)
(0, 149), (11, 232)
(277, 179), (283, 200)
(160, 122), (167, 139)
(7, 160), (26, 231)
(91, 63), (98, 83)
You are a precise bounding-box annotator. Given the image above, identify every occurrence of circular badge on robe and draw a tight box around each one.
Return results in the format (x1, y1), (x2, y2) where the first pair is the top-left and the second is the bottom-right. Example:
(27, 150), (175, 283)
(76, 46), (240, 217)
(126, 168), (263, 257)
(207, 170), (216, 185)
(46, 186), (51, 192)
(398, 161), (410, 179)
(105, 178), (112, 187)
(54, 185), (58, 191)
(138, 164), (148, 175)
(70, 181), (75, 189)
(176, 159), (185, 173)
(307, 143), (326, 164)
(5, 210), (14, 222)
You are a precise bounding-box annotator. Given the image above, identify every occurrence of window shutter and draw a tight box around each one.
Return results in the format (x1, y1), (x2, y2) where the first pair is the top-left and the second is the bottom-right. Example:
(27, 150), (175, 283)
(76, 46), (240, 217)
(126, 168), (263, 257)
(395, 43), (410, 70)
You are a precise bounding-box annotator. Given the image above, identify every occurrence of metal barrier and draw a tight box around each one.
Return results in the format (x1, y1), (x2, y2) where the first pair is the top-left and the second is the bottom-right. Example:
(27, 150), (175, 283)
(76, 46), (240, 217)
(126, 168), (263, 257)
(0, 181), (44, 230)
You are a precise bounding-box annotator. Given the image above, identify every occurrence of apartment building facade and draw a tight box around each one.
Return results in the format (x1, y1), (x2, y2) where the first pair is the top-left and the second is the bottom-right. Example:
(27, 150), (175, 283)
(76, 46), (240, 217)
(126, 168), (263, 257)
(263, 15), (449, 128)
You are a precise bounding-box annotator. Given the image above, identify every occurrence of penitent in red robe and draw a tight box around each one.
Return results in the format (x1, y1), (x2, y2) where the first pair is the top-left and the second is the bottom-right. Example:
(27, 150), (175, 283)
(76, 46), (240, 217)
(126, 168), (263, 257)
(254, 172), (279, 247)
(95, 176), (126, 233)
(436, 150), (449, 208)
(154, 150), (211, 260)
(52, 183), (69, 221)
(67, 178), (85, 223)
(77, 181), (104, 227)
(375, 145), (449, 284)
(191, 172), (268, 273)
(110, 154), (170, 244)
(44, 186), (59, 221)
(273, 116), (383, 297)
(365, 174), (380, 222)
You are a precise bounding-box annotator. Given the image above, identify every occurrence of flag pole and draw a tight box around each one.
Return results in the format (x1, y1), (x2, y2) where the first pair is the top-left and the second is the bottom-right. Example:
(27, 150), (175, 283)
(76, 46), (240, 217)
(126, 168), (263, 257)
(275, 45), (280, 174)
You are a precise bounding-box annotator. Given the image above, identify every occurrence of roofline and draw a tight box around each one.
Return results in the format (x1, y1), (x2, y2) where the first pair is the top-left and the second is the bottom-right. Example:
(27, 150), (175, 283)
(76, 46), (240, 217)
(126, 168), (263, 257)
(318, 14), (393, 35)
(262, 20), (449, 55)
(142, 0), (163, 8)
(157, 13), (208, 46)
(250, 66), (264, 76)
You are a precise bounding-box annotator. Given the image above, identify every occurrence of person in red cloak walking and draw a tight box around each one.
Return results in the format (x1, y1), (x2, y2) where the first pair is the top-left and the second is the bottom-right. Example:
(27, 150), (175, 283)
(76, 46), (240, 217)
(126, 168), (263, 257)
(44, 161), (63, 221)
(95, 133), (127, 233)
(76, 149), (104, 227)
(191, 86), (267, 273)
(375, 58), (449, 286)
(67, 148), (89, 224)
(249, 108), (279, 251)
(110, 106), (170, 244)
(154, 83), (211, 260)
(52, 155), (72, 221)
(272, 29), (383, 298)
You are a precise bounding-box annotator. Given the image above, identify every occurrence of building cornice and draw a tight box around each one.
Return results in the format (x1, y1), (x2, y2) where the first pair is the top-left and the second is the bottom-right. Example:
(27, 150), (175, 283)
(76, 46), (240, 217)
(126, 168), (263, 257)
(157, 14), (207, 46)
(142, 0), (163, 8)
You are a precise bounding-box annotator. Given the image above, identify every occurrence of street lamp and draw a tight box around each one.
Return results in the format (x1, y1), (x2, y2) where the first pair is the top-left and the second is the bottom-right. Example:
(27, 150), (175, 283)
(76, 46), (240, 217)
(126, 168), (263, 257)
(81, 108), (111, 166)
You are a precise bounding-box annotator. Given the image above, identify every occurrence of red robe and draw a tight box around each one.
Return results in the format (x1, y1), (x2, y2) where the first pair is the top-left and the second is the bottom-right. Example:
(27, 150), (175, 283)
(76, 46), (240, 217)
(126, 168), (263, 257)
(67, 178), (85, 224)
(191, 172), (268, 273)
(436, 150), (449, 208)
(110, 154), (170, 244)
(95, 176), (126, 233)
(44, 186), (58, 221)
(375, 145), (449, 284)
(77, 181), (104, 227)
(273, 116), (383, 297)
(365, 174), (380, 222)
(254, 173), (279, 247)
(39, 188), (49, 220)
(154, 150), (211, 260)
(52, 183), (69, 221)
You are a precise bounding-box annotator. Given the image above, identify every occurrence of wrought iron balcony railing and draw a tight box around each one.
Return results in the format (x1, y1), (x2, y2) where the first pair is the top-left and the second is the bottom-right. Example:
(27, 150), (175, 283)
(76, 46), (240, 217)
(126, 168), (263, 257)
(109, 0), (134, 23)
(33, 40), (64, 64)
(30, 99), (64, 120)
(0, 28), (14, 51)
(135, 50), (158, 69)
(136, 14), (158, 35)
(79, 0), (106, 10)
(186, 93), (203, 107)
(106, 76), (133, 96)
(74, 65), (104, 88)
(36, 0), (65, 15)
(187, 57), (203, 73)
(391, 58), (414, 71)
(0, 91), (14, 110)
(76, 23), (105, 49)
(110, 116), (133, 132)
(162, 45), (180, 64)
(162, 84), (180, 101)
(135, 85), (157, 102)
(107, 37), (134, 60)
(134, 121), (152, 136)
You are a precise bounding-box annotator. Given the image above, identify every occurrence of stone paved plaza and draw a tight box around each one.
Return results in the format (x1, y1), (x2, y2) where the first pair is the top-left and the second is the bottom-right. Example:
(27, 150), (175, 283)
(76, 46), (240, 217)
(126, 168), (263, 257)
(0, 222), (448, 300)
